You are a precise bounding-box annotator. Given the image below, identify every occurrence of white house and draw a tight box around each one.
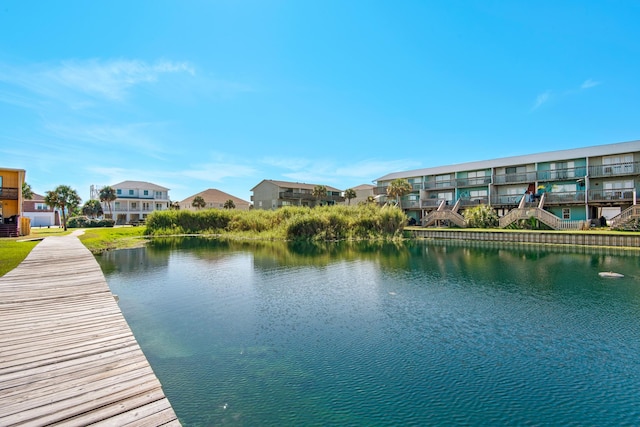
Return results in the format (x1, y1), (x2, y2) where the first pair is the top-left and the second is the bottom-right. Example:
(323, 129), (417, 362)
(93, 181), (170, 225)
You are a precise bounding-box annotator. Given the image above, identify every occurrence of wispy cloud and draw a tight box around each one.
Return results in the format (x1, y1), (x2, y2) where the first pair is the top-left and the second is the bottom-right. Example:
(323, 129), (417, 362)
(44, 59), (195, 101)
(581, 78), (601, 89)
(531, 90), (552, 111)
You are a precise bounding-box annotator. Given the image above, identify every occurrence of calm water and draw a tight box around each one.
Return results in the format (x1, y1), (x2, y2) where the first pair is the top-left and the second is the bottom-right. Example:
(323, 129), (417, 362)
(97, 238), (640, 426)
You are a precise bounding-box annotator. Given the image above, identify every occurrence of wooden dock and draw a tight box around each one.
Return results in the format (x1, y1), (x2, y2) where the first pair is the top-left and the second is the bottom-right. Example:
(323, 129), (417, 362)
(0, 231), (181, 426)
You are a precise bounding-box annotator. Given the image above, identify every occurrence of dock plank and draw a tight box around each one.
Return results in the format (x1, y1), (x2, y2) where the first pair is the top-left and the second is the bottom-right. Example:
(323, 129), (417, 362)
(0, 231), (181, 426)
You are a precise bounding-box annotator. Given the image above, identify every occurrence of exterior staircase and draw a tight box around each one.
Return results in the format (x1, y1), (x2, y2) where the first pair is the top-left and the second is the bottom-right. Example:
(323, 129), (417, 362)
(423, 199), (467, 228)
(609, 205), (640, 229)
(498, 193), (584, 230)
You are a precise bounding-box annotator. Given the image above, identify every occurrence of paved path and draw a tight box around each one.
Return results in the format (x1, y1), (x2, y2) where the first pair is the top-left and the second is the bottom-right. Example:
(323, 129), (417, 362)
(0, 231), (181, 426)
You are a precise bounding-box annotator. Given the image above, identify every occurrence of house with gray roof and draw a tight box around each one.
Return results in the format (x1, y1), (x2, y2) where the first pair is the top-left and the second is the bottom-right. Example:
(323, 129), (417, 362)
(251, 180), (345, 210)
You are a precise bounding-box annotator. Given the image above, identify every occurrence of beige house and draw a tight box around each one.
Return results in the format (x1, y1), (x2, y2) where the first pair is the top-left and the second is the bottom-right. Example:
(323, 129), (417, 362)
(251, 179), (345, 210)
(180, 189), (251, 211)
(344, 184), (375, 205)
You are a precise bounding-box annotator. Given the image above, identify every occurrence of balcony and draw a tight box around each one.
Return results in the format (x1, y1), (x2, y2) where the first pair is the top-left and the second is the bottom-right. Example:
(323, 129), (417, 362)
(279, 191), (316, 201)
(423, 180), (456, 190)
(458, 197), (489, 206)
(589, 161), (639, 178)
(543, 191), (586, 204)
(455, 177), (492, 187)
(421, 199), (449, 208)
(491, 194), (524, 205)
(536, 167), (587, 181)
(493, 171), (537, 185)
(0, 187), (19, 200)
(588, 189), (636, 203)
(373, 186), (387, 196)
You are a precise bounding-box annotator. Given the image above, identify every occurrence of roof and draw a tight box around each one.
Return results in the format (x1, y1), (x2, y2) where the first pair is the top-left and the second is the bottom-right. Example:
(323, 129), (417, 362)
(351, 184), (375, 191)
(251, 179), (342, 192)
(180, 189), (251, 206)
(29, 193), (45, 201)
(375, 139), (640, 182)
(111, 181), (169, 191)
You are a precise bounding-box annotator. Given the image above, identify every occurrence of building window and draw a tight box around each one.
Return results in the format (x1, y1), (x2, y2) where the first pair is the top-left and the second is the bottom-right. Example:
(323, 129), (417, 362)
(117, 189), (122, 195)
(562, 208), (570, 220)
(144, 190), (149, 196)
(156, 203), (162, 210)
(115, 202), (120, 209)
(131, 202), (137, 209)
(129, 190), (134, 195)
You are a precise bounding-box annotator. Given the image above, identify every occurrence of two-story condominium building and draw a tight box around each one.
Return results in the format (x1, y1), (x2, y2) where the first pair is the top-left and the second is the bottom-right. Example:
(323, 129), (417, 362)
(92, 181), (170, 225)
(251, 180), (345, 209)
(0, 167), (26, 237)
(374, 140), (640, 229)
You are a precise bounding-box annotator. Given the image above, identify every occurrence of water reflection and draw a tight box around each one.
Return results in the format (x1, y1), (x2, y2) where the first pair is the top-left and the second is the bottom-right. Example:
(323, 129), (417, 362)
(98, 237), (640, 426)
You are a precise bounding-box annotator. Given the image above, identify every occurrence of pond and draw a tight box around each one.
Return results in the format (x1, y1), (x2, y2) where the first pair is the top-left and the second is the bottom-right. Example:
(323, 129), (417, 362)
(97, 238), (640, 426)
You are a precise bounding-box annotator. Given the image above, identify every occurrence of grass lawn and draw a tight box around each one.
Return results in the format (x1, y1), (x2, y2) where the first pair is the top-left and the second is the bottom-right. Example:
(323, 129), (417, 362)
(77, 226), (147, 254)
(0, 226), (147, 277)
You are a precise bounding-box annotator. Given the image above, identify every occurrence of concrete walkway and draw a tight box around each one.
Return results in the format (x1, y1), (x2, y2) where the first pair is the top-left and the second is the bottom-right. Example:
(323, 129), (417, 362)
(0, 231), (181, 426)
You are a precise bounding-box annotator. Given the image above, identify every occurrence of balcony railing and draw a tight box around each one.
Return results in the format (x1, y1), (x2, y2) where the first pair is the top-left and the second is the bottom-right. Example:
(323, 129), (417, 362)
(0, 187), (19, 200)
(589, 161), (639, 178)
(456, 177), (492, 187)
(543, 191), (586, 204)
(588, 189), (636, 202)
(279, 191), (315, 201)
(374, 187), (387, 195)
(423, 180), (456, 190)
(493, 171), (537, 185)
(491, 194), (524, 205)
(458, 197), (489, 206)
(421, 199), (450, 208)
(536, 167), (587, 181)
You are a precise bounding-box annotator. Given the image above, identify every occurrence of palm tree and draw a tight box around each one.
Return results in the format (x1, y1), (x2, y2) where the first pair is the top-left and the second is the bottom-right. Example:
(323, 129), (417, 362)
(312, 185), (327, 207)
(44, 185), (82, 231)
(82, 199), (104, 219)
(192, 196), (206, 210)
(99, 186), (117, 219)
(22, 182), (34, 200)
(223, 199), (236, 209)
(344, 188), (356, 205)
(386, 178), (412, 209)
(170, 201), (181, 210)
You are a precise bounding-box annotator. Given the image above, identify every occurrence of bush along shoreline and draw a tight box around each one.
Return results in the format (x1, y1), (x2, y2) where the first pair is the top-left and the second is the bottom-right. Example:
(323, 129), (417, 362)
(144, 205), (407, 241)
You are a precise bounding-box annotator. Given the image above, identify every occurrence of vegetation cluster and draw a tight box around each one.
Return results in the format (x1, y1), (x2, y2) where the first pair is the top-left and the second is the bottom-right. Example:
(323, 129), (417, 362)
(67, 216), (115, 228)
(144, 204), (407, 240)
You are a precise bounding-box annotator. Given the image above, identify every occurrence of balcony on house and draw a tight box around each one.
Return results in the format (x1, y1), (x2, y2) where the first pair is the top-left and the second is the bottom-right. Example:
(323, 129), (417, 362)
(589, 161), (639, 178)
(543, 191), (586, 204)
(536, 166), (587, 181)
(373, 186), (388, 196)
(279, 191), (316, 201)
(588, 188), (636, 202)
(493, 171), (537, 185)
(458, 196), (489, 206)
(491, 194), (525, 205)
(455, 176), (492, 187)
(0, 187), (19, 200)
(423, 179), (456, 190)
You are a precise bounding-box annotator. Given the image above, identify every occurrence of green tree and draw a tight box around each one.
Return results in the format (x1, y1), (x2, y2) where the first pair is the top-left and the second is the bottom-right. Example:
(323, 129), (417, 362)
(344, 188), (356, 205)
(312, 185), (327, 206)
(170, 201), (181, 210)
(22, 182), (34, 200)
(99, 186), (117, 218)
(223, 199), (236, 209)
(82, 199), (104, 219)
(44, 185), (82, 231)
(386, 178), (413, 209)
(192, 196), (206, 210)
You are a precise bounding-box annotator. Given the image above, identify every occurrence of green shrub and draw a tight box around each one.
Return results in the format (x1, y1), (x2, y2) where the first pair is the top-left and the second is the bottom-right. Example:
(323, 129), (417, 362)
(463, 205), (499, 228)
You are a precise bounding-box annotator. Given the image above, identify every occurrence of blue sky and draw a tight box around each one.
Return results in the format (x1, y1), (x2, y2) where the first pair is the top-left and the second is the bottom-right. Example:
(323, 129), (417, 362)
(1, 1), (638, 203)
